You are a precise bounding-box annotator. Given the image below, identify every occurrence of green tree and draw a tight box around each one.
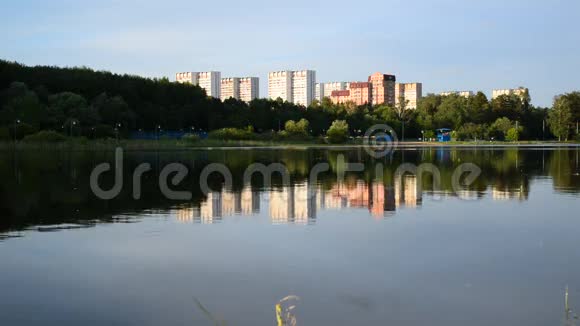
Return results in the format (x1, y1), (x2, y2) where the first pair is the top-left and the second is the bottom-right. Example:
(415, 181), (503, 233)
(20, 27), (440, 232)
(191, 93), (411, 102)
(456, 123), (487, 141)
(47, 92), (90, 129)
(466, 92), (491, 124)
(491, 94), (525, 121)
(415, 94), (442, 130)
(548, 96), (573, 141)
(326, 120), (349, 143)
(91, 93), (136, 131)
(434, 95), (467, 130)
(489, 117), (513, 140)
(395, 97), (412, 141)
(505, 127), (522, 142)
(553, 92), (580, 137)
(0, 82), (46, 127)
(284, 118), (310, 137)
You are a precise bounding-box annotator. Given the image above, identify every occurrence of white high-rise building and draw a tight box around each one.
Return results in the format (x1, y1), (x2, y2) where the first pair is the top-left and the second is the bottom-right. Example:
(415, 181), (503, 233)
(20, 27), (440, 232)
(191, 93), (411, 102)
(315, 83), (325, 102)
(268, 71), (292, 102)
(176, 71), (221, 98)
(395, 83), (423, 109)
(291, 70), (316, 106)
(440, 91), (474, 98)
(220, 77), (259, 102)
(323, 82), (348, 98)
(268, 70), (316, 106)
(492, 87), (528, 100)
(239, 77), (259, 102)
(221, 78), (240, 101)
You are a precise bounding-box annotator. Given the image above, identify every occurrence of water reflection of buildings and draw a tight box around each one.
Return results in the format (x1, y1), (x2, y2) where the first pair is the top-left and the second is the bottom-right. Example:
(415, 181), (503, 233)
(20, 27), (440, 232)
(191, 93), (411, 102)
(175, 175), (424, 224)
(176, 187), (260, 224)
(394, 174), (422, 208)
(270, 182), (316, 225)
(491, 185), (528, 201)
(174, 172), (535, 225)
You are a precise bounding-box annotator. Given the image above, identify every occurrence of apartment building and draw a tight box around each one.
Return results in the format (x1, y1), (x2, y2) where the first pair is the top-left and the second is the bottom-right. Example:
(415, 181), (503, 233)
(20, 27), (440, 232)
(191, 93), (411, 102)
(176, 71), (221, 98)
(394, 83), (423, 109)
(220, 77), (259, 102)
(268, 71), (292, 102)
(220, 78), (239, 101)
(368, 72), (396, 106)
(239, 77), (259, 102)
(323, 82), (349, 98)
(315, 82), (350, 102)
(440, 90), (474, 98)
(315, 83), (325, 102)
(348, 82), (372, 106)
(330, 90), (351, 105)
(268, 70), (316, 106)
(291, 70), (316, 106)
(492, 87), (528, 100)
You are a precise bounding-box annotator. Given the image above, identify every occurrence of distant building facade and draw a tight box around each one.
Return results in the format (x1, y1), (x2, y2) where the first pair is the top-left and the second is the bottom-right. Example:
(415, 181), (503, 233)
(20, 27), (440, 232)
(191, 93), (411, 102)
(268, 71), (292, 102)
(220, 78), (239, 101)
(440, 91), (474, 98)
(291, 70), (316, 106)
(349, 82), (372, 106)
(239, 77), (259, 102)
(492, 87), (528, 100)
(368, 72), (396, 106)
(221, 77), (259, 102)
(268, 70), (316, 106)
(316, 82), (350, 102)
(395, 82), (423, 109)
(323, 82), (349, 98)
(176, 71), (221, 98)
(315, 83), (324, 102)
(330, 90), (351, 105)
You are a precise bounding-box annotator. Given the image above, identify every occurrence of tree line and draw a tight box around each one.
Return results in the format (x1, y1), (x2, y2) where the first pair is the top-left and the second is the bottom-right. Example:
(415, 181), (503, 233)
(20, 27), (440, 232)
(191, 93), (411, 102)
(1, 59), (579, 141)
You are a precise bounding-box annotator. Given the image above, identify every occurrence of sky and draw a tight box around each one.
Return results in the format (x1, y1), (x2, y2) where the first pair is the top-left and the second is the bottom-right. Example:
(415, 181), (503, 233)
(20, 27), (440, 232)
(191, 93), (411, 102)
(1, 0), (579, 107)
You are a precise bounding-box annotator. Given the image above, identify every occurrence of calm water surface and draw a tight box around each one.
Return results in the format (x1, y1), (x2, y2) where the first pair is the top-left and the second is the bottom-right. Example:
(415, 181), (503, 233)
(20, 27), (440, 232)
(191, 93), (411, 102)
(0, 147), (579, 325)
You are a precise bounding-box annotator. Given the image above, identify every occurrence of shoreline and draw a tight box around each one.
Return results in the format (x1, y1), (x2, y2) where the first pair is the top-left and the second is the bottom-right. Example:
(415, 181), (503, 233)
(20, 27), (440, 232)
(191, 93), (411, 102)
(1, 140), (579, 151)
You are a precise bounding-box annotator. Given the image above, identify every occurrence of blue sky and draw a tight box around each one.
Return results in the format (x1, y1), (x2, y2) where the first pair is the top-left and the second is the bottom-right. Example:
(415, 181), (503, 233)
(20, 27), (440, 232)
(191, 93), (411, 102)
(1, 0), (578, 107)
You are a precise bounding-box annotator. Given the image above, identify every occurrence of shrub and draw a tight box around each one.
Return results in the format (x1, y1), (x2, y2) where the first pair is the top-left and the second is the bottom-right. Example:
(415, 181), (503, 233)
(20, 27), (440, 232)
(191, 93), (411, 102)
(284, 119), (309, 137)
(256, 130), (276, 141)
(489, 117), (513, 140)
(276, 130), (290, 139)
(423, 130), (435, 140)
(182, 134), (201, 143)
(326, 120), (350, 144)
(22, 130), (67, 143)
(505, 127), (522, 142)
(11, 123), (37, 140)
(92, 125), (115, 139)
(456, 123), (487, 141)
(208, 127), (256, 140)
(72, 136), (89, 144)
(0, 127), (9, 140)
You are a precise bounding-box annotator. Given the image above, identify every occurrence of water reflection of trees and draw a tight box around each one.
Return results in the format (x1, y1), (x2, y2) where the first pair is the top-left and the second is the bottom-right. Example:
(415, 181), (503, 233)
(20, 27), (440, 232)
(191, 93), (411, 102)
(0, 148), (578, 235)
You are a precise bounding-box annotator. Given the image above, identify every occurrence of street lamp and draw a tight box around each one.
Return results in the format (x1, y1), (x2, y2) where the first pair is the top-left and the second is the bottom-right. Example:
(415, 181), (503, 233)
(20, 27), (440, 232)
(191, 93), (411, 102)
(13, 119), (20, 143)
(70, 120), (77, 138)
(114, 123), (121, 142)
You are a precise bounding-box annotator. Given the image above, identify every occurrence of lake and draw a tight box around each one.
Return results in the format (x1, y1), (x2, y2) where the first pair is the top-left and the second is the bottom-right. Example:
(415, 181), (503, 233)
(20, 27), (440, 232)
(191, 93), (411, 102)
(0, 146), (579, 325)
